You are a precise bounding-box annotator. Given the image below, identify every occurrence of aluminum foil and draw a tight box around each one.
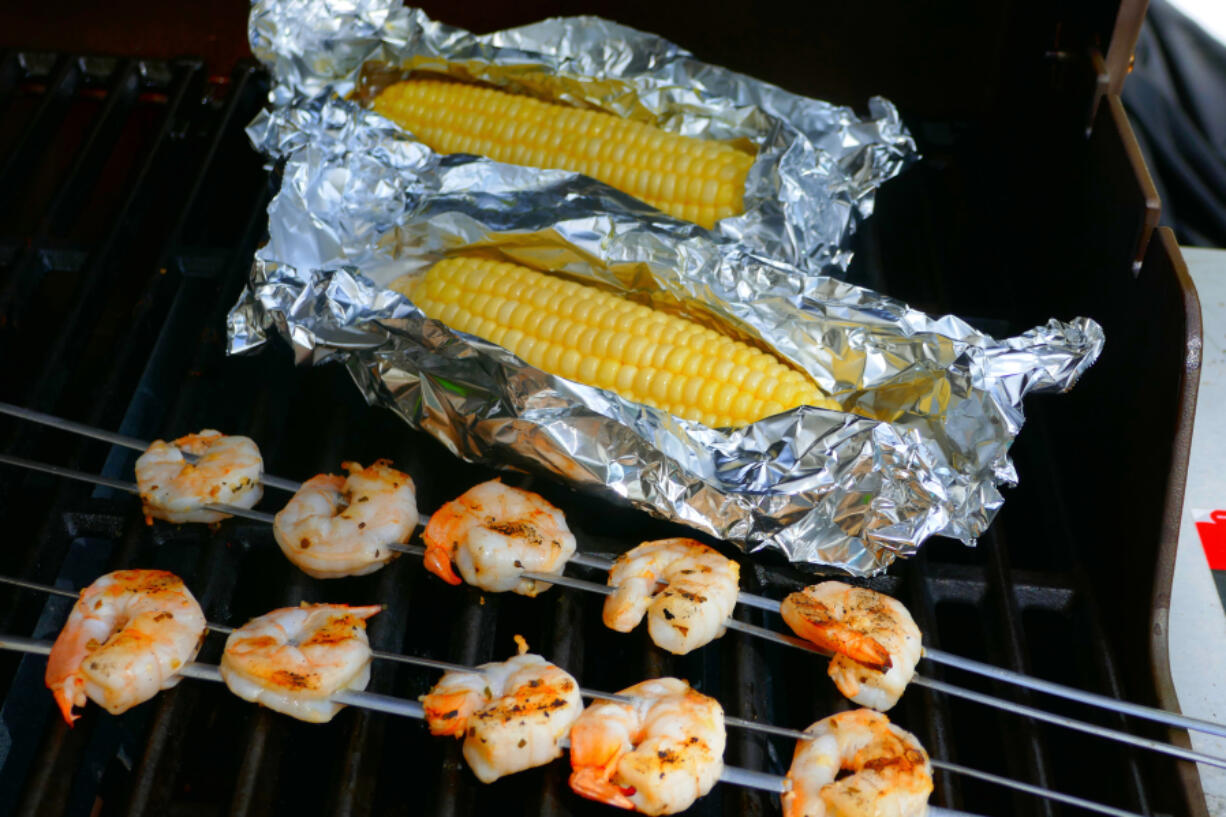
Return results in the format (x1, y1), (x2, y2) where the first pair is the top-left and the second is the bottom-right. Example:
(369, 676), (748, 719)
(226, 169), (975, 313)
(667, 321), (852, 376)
(227, 75), (1104, 573)
(246, 0), (916, 276)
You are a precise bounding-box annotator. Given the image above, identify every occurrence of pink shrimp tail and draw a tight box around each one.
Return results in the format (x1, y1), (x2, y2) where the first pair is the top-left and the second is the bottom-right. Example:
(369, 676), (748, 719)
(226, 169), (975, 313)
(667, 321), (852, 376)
(568, 721), (633, 810)
(423, 545), (463, 586)
(568, 767), (636, 811)
(50, 680), (82, 726)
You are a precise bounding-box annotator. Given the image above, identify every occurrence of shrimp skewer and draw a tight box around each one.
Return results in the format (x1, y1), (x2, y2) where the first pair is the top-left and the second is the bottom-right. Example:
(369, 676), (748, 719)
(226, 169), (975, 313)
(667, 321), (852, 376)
(135, 430), (264, 523)
(44, 569), (207, 724)
(0, 401), (301, 492)
(783, 709), (932, 817)
(220, 603), (381, 723)
(273, 460), (418, 579)
(10, 445), (1226, 747)
(569, 677), (725, 815)
(781, 582), (922, 711)
(0, 630), (1191, 816)
(602, 539), (740, 655)
(421, 637), (583, 782)
(422, 479), (576, 596)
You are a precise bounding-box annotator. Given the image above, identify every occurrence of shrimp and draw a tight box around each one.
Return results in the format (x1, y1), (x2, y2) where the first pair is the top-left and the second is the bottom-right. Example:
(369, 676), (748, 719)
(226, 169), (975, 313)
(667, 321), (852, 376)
(134, 430), (263, 524)
(45, 569), (207, 724)
(603, 539), (739, 655)
(273, 460), (419, 579)
(781, 582), (922, 711)
(219, 603), (380, 723)
(420, 638), (582, 782)
(568, 677), (725, 816)
(422, 480), (576, 597)
(783, 709), (932, 817)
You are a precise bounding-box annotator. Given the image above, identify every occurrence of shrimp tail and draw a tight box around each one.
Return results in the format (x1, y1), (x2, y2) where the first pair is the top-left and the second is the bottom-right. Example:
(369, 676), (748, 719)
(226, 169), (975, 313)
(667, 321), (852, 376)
(811, 625), (893, 672)
(568, 721), (633, 809)
(423, 544), (463, 586)
(783, 602), (893, 672)
(422, 690), (475, 737)
(51, 681), (82, 726)
(569, 767), (636, 811)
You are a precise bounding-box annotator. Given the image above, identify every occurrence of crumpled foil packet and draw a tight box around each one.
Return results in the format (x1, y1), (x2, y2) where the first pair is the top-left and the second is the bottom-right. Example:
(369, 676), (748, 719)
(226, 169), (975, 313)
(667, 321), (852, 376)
(228, 81), (1104, 573)
(245, 0), (917, 276)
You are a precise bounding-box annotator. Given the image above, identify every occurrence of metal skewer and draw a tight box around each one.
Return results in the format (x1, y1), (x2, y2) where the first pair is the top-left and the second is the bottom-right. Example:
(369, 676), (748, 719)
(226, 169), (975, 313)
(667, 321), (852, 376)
(705, 586), (1226, 742)
(5, 452), (1224, 768)
(8, 407), (1224, 745)
(0, 453), (279, 523)
(0, 573), (807, 741)
(0, 401), (301, 492)
(4, 567), (1221, 817)
(0, 632), (787, 798)
(0, 631), (1147, 817)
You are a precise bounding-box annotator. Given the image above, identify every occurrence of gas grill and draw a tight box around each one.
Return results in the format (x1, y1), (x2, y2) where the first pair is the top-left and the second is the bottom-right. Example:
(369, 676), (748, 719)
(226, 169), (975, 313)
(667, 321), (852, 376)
(0, 1), (1205, 814)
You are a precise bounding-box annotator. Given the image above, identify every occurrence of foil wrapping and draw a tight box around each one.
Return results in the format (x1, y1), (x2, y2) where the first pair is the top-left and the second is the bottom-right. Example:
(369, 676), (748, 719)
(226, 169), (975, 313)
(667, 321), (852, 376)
(231, 0), (1105, 574)
(246, 0), (916, 275)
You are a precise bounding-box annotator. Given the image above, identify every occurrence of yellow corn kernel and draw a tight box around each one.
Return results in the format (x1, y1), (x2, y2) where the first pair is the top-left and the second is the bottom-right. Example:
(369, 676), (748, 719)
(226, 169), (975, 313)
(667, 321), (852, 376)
(372, 79), (755, 229)
(399, 257), (837, 427)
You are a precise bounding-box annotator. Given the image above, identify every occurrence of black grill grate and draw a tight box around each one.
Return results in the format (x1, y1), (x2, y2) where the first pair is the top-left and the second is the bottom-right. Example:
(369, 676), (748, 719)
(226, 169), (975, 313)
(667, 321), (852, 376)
(0, 50), (1200, 817)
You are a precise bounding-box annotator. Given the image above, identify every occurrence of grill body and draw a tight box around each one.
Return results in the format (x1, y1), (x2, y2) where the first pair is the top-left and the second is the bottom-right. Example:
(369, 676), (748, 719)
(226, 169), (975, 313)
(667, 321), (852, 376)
(0, 7), (1203, 815)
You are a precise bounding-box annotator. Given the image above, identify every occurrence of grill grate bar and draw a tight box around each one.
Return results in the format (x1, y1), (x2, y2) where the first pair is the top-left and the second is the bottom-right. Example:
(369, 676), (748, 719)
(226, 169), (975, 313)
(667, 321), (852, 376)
(981, 526), (1056, 817)
(0, 55), (78, 204)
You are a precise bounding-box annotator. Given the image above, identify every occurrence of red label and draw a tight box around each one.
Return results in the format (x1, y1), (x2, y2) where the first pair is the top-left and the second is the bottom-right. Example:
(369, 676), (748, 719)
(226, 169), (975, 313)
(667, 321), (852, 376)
(1196, 510), (1226, 570)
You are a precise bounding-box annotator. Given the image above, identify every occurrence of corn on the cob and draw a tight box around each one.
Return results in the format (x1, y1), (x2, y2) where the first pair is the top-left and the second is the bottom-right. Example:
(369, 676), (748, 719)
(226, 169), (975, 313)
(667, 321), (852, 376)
(395, 257), (838, 427)
(371, 79), (755, 229)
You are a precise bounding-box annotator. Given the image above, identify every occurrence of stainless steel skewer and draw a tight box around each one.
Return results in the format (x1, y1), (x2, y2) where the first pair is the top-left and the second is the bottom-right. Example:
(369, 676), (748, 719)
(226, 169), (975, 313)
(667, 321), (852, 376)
(6, 452), (1224, 769)
(0, 401), (301, 492)
(690, 584), (1226, 741)
(7, 407), (1222, 744)
(0, 453), (279, 523)
(0, 633), (791, 798)
(0, 632), (1146, 817)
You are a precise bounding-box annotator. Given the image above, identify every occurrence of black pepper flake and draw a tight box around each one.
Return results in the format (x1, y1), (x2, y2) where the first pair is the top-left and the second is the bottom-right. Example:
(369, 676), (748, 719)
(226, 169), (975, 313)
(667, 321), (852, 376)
(517, 739), (526, 748)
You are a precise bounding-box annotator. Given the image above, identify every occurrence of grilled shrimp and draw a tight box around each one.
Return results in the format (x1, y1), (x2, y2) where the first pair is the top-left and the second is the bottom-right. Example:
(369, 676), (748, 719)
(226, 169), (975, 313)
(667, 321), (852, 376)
(220, 603), (380, 723)
(45, 569), (207, 724)
(568, 677), (725, 815)
(783, 709), (932, 817)
(423, 480), (576, 596)
(273, 460), (418, 579)
(781, 582), (922, 711)
(135, 430), (263, 524)
(603, 539), (739, 655)
(421, 641), (582, 782)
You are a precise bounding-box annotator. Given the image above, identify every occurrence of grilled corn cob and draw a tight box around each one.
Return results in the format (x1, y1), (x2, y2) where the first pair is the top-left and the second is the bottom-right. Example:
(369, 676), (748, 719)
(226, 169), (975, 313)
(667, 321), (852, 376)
(371, 79), (755, 229)
(395, 257), (838, 427)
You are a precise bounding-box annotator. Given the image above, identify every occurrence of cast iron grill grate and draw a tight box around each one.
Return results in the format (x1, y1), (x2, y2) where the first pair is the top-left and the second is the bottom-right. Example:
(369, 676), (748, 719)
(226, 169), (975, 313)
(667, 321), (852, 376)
(0, 50), (1196, 817)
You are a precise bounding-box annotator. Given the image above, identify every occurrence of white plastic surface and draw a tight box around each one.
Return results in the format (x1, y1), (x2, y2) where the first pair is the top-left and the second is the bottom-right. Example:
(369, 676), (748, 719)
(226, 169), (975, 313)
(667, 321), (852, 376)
(1170, 246), (1226, 816)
